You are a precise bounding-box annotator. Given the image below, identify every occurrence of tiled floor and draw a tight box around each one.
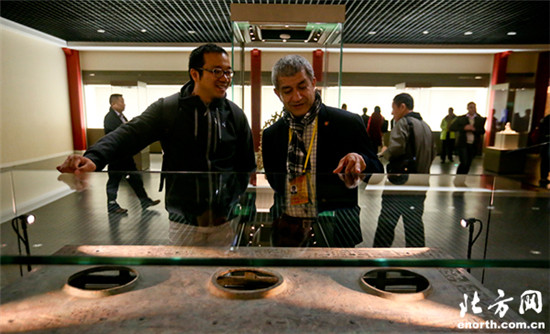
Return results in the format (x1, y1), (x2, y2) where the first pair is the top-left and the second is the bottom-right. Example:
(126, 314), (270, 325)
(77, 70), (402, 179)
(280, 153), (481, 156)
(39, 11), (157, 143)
(1, 153), (548, 325)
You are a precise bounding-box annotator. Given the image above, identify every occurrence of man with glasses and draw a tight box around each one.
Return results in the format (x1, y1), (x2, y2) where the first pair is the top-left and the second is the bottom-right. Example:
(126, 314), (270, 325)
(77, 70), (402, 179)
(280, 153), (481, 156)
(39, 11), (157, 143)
(58, 44), (255, 230)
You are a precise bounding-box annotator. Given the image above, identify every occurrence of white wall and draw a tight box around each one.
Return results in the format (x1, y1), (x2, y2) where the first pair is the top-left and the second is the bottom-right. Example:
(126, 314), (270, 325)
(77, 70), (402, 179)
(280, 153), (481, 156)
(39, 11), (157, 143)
(1, 24), (73, 167)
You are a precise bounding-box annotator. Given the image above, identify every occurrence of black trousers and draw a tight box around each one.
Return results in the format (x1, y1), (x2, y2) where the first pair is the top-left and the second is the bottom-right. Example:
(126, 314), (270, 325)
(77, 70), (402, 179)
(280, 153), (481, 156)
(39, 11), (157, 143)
(457, 144), (476, 174)
(106, 171), (148, 204)
(373, 192), (426, 247)
(441, 137), (455, 161)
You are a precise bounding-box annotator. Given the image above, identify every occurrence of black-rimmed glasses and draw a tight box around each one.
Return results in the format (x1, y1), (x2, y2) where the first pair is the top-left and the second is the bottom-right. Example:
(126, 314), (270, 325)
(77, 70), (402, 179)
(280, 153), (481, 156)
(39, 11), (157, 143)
(198, 68), (234, 79)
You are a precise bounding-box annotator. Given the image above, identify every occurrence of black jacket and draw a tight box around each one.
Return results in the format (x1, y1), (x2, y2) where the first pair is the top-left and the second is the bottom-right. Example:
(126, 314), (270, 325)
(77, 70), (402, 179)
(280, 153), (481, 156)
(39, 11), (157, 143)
(262, 104), (383, 211)
(449, 113), (486, 153)
(85, 81), (256, 216)
(103, 108), (137, 171)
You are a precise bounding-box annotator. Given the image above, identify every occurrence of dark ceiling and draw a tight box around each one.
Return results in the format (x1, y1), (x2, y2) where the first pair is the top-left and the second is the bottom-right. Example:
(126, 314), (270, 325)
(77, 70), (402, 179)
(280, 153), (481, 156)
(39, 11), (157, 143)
(1, 0), (549, 46)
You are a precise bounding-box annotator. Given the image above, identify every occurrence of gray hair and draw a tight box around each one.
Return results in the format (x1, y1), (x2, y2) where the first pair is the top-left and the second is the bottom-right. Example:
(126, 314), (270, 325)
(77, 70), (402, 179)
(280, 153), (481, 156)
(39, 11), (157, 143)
(271, 55), (315, 89)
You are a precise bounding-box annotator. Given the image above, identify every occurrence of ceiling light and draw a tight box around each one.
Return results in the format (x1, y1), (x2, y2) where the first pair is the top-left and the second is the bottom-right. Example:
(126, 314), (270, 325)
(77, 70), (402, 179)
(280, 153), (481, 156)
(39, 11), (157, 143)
(97, 29), (105, 33)
(188, 30), (196, 34)
(474, 76), (482, 79)
(284, 25), (289, 28)
(507, 31), (517, 36)
(282, 39), (287, 43)
(280, 33), (291, 39)
(422, 31), (429, 34)
(89, 73), (95, 77)
(304, 40), (308, 43)
(141, 29), (147, 33)
(464, 31), (473, 35)
(368, 31), (376, 35)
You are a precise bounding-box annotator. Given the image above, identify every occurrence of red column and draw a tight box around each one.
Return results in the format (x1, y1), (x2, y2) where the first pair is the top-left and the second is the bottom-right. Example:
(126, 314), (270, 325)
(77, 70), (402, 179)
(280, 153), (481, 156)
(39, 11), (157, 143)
(62, 48), (87, 150)
(531, 52), (549, 135)
(312, 49), (324, 83)
(485, 51), (511, 147)
(250, 49), (261, 152)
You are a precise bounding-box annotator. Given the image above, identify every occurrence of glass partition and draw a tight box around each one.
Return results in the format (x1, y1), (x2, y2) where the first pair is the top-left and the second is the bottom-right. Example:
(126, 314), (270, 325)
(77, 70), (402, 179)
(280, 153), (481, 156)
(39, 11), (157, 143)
(1, 170), (548, 332)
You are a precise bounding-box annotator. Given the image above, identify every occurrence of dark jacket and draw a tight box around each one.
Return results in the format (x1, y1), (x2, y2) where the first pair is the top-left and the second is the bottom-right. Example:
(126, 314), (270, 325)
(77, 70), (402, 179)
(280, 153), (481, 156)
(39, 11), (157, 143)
(103, 108), (136, 171)
(449, 113), (486, 153)
(262, 104), (383, 211)
(85, 81), (256, 216)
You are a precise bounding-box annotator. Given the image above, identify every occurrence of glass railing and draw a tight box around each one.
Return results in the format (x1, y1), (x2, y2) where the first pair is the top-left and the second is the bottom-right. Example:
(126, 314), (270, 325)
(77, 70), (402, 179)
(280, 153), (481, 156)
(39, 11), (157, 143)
(1, 170), (548, 332)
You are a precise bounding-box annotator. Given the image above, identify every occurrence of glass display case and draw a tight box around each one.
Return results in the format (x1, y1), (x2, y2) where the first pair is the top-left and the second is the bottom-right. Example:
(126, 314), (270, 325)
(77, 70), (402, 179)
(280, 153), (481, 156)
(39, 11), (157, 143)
(1, 170), (548, 332)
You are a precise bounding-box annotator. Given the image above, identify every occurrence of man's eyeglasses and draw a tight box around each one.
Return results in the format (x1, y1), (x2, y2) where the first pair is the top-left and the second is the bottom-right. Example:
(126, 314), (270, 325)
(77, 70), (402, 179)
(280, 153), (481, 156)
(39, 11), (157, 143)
(198, 68), (234, 79)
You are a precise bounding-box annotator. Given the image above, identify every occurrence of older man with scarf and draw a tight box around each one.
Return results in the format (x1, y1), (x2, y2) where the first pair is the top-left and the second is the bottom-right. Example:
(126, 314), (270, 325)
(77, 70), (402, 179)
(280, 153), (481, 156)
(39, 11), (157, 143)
(262, 55), (382, 247)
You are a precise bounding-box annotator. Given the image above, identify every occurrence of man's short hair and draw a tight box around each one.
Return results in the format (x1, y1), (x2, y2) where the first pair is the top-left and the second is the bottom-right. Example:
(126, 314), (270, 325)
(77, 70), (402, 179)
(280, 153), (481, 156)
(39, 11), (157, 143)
(188, 44), (227, 81)
(374, 106), (381, 113)
(271, 55), (315, 89)
(467, 101), (476, 107)
(393, 93), (414, 110)
(109, 94), (122, 105)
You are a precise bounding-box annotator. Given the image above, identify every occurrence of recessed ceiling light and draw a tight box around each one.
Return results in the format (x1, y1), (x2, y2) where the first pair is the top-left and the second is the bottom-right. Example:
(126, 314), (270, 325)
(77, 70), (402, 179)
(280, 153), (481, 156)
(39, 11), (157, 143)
(262, 39), (266, 42)
(464, 31), (473, 35)
(280, 33), (291, 39)
(188, 30), (196, 34)
(89, 73), (95, 77)
(284, 25), (289, 28)
(474, 76), (482, 79)
(282, 39), (287, 43)
(507, 31), (517, 36)
(423, 31), (429, 34)
(304, 40), (308, 43)
(368, 31), (376, 35)
(141, 29), (147, 33)
(97, 29), (105, 33)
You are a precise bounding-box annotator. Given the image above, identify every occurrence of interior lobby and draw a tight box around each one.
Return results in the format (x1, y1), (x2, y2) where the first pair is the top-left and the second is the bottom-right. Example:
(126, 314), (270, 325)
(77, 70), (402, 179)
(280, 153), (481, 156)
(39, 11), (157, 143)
(1, 1), (549, 333)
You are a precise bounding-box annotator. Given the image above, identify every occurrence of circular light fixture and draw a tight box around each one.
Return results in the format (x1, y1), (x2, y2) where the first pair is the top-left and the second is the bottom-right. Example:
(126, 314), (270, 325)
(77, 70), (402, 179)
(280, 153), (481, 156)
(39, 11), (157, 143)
(474, 76), (482, 80)
(368, 31), (376, 35)
(140, 29), (147, 33)
(280, 33), (291, 39)
(423, 30), (429, 34)
(282, 39), (287, 43)
(464, 31), (473, 35)
(188, 30), (196, 34)
(507, 31), (517, 36)
(97, 29), (105, 33)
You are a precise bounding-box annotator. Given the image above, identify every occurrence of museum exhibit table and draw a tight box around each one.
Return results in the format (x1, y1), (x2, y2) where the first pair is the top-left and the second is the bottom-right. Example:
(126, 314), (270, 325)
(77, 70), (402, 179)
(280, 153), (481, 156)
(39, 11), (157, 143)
(1, 171), (548, 333)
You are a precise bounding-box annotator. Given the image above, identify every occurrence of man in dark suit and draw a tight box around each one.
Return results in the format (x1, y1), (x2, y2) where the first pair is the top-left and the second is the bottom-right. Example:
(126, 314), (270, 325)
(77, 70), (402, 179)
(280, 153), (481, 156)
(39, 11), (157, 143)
(104, 94), (160, 213)
(449, 102), (486, 174)
(262, 55), (382, 247)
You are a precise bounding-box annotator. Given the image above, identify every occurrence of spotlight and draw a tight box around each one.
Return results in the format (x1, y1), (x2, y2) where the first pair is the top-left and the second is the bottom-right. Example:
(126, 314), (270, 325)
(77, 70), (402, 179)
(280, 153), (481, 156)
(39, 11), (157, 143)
(460, 217), (483, 272)
(11, 214), (36, 275)
(21, 214), (35, 225)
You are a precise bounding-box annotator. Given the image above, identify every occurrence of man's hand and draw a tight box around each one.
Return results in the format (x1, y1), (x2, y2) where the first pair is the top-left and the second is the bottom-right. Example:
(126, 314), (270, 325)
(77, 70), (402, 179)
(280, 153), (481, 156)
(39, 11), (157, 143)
(464, 124), (475, 131)
(333, 153), (367, 189)
(333, 153), (366, 174)
(56, 155), (96, 175)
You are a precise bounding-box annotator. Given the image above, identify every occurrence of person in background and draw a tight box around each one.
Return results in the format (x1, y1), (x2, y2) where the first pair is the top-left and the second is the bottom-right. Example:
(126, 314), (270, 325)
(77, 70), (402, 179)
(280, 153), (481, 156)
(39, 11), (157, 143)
(449, 102), (486, 174)
(374, 93), (435, 247)
(361, 107), (370, 129)
(103, 94), (160, 213)
(367, 106), (384, 152)
(341, 103), (348, 111)
(440, 107), (457, 163)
